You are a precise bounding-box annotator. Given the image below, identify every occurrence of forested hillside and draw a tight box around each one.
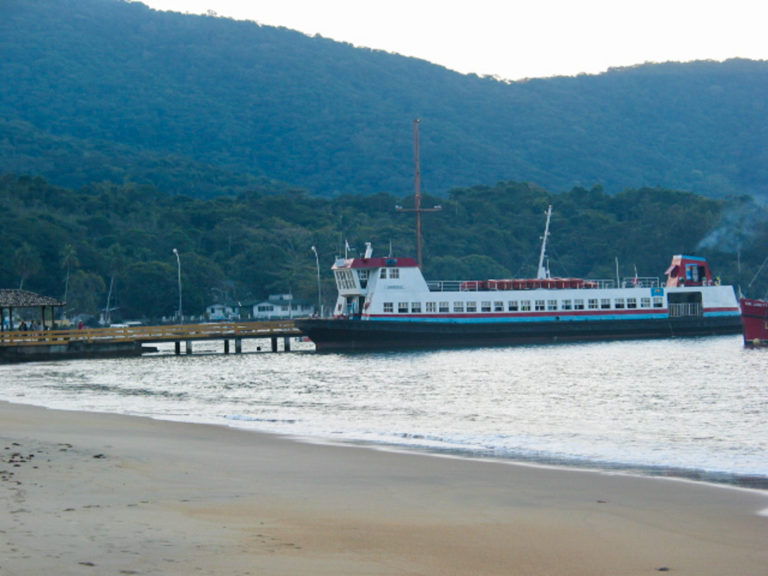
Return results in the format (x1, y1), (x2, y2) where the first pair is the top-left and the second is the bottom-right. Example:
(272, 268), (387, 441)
(1, 0), (767, 199)
(2, 175), (766, 323)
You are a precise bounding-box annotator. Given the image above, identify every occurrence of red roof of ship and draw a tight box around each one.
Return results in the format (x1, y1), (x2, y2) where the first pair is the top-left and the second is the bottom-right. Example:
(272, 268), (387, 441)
(345, 257), (419, 269)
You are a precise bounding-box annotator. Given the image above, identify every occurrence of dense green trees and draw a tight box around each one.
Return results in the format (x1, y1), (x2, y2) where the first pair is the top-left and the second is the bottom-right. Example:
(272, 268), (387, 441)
(1, 0), (767, 200)
(1, 174), (766, 323)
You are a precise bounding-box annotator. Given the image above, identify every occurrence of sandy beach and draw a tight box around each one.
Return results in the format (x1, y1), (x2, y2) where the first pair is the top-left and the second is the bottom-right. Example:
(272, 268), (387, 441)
(1, 400), (766, 575)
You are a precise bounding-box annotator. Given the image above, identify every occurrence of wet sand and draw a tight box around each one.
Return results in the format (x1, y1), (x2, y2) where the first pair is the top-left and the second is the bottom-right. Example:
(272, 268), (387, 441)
(1, 400), (767, 575)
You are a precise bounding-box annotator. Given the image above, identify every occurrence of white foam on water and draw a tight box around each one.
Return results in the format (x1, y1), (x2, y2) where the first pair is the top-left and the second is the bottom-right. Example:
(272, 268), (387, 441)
(1, 335), (766, 485)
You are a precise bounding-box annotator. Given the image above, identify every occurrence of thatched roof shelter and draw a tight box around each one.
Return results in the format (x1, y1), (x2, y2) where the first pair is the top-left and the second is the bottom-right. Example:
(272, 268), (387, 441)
(0, 289), (65, 330)
(0, 289), (64, 307)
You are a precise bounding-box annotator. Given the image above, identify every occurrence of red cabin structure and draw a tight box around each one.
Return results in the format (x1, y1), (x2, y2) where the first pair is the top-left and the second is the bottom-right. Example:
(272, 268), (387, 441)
(665, 255), (713, 287)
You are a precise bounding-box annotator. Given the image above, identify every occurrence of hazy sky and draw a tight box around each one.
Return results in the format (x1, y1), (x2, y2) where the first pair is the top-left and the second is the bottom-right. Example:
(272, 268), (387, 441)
(139, 0), (766, 80)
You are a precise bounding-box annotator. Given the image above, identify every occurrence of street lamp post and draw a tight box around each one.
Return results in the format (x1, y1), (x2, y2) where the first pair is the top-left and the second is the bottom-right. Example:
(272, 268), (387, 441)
(311, 245), (322, 318)
(172, 248), (183, 323)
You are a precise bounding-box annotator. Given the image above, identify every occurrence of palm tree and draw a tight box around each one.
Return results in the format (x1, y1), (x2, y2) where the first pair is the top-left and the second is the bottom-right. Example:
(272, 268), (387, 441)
(104, 243), (125, 325)
(13, 243), (41, 290)
(60, 244), (79, 314)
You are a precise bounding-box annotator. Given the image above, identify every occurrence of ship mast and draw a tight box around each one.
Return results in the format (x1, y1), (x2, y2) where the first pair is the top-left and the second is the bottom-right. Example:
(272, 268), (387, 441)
(537, 205), (553, 280)
(414, 118), (423, 269)
(396, 119), (441, 270)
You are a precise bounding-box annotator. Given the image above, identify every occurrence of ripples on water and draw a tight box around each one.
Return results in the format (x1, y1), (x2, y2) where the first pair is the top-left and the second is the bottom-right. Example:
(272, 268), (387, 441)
(1, 335), (766, 486)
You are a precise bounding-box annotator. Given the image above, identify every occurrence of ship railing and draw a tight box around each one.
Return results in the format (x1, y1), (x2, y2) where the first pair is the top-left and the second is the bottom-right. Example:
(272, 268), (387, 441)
(427, 277), (661, 292)
(588, 277), (661, 289)
(427, 280), (464, 292)
(621, 277), (661, 288)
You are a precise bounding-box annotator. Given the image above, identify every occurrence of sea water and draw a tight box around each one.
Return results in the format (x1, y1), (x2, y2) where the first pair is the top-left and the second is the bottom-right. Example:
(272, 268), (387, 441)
(1, 335), (766, 487)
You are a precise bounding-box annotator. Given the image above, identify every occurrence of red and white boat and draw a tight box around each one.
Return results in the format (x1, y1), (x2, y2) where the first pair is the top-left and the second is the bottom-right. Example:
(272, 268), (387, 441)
(740, 297), (768, 347)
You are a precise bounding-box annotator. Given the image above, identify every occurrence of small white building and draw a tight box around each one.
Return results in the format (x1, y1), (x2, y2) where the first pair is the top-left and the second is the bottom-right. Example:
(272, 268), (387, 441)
(205, 302), (241, 321)
(250, 294), (314, 320)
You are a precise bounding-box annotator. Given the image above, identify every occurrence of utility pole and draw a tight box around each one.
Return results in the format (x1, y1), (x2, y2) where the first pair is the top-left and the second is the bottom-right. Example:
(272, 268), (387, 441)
(172, 248), (182, 322)
(311, 245), (322, 318)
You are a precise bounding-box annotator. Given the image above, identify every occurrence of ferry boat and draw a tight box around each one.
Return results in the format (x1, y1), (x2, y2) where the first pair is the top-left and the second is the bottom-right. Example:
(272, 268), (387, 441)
(740, 297), (768, 347)
(296, 215), (742, 351)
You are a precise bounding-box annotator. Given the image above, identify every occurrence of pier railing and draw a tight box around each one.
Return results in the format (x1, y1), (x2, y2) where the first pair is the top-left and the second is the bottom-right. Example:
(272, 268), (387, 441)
(0, 320), (301, 348)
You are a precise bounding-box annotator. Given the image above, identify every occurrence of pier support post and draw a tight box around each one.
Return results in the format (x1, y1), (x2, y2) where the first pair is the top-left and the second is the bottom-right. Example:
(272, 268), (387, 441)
(283, 336), (291, 352)
(224, 340), (230, 354)
(186, 340), (192, 355)
(271, 336), (278, 352)
(235, 338), (242, 354)
(174, 341), (181, 355)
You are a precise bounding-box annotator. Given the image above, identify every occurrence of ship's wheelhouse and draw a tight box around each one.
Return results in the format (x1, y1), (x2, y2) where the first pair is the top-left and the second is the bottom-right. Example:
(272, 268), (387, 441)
(665, 254), (714, 287)
(332, 256), (420, 318)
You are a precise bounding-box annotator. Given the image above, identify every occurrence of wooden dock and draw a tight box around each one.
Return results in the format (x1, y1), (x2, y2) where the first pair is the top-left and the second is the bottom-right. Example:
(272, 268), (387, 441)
(0, 321), (304, 363)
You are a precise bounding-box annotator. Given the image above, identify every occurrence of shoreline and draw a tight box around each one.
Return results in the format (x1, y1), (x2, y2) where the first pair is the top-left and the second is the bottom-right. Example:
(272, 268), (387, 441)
(2, 399), (767, 575)
(11, 395), (767, 492)
(332, 438), (768, 492)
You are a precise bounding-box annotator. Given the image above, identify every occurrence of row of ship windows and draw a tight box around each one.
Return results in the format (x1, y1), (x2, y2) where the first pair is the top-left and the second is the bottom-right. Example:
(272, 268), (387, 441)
(336, 268), (398, 290)
(382, 296), (666, 314)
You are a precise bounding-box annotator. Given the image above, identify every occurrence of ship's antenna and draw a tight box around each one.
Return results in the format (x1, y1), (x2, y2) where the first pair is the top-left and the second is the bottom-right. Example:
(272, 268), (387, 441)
(396, 119), (441, 270)
(536, 205), (553, 279)
(746, 254), (768, 290)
